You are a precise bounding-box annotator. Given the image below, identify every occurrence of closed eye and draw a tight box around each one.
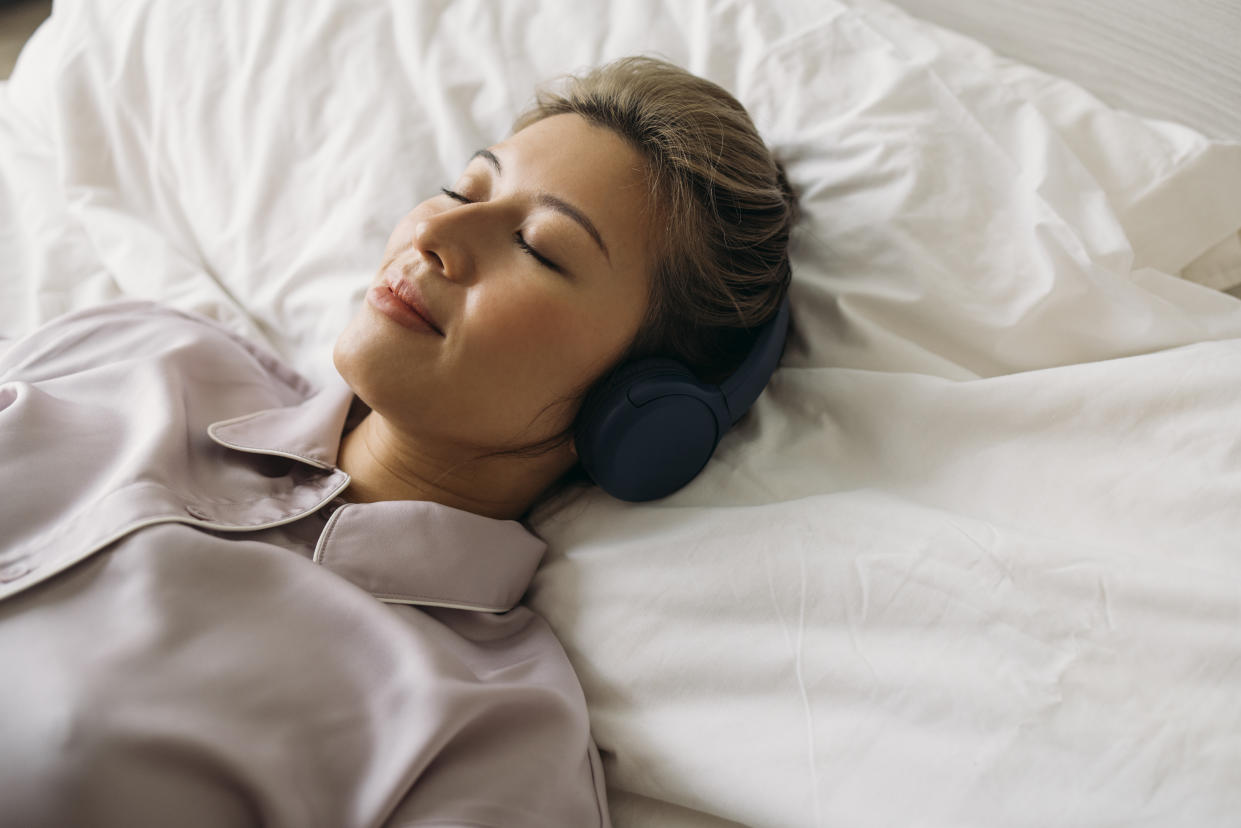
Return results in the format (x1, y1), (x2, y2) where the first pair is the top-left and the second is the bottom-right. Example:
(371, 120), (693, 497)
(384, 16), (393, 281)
(438, 187), (562, 273)
(514, 232), (562, 273)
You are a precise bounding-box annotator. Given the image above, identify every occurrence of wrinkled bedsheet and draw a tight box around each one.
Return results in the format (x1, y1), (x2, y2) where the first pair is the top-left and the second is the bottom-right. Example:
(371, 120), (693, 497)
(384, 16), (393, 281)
(2, 1), (1240, 825)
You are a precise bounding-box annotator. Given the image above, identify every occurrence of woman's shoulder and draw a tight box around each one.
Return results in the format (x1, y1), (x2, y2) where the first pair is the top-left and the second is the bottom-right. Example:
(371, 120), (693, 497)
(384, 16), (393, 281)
(0, 299), (315, 398)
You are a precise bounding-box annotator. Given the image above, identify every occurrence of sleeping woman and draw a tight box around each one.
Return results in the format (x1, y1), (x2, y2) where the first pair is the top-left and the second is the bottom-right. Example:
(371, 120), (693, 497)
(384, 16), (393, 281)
(0, 56), (795, 827)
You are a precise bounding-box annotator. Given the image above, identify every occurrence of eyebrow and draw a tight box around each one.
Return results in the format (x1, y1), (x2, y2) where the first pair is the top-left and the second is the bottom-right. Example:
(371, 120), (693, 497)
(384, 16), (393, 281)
(469, 148), (611, 263)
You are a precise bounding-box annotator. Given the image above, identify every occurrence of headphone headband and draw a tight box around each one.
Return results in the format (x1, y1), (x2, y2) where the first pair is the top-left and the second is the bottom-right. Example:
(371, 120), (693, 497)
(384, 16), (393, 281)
(720, 294), (791, 424)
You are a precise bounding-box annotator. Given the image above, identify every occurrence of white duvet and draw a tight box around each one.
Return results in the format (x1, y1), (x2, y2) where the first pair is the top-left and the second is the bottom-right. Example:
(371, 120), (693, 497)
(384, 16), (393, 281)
(2, 1), (1240, 826)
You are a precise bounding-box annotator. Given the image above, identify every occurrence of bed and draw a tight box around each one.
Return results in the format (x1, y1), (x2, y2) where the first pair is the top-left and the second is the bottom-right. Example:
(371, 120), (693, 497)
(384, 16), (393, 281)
(2, 0), (1239, 825)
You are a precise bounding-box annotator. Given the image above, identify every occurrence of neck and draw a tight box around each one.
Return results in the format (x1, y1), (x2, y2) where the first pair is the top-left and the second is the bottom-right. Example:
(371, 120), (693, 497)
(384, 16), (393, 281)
(335, 410), (573, 521)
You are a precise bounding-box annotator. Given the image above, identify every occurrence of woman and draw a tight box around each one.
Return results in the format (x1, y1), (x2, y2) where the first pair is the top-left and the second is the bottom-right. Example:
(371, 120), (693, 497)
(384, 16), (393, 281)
(0, 56), (794, 827)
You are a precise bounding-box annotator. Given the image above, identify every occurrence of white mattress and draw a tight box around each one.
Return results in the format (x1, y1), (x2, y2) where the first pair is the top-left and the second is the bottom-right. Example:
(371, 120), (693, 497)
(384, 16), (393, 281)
(2, 1), (1241, 826)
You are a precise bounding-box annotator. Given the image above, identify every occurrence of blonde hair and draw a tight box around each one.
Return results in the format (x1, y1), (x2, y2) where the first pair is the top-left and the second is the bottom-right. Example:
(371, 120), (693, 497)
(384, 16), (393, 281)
(513, 55), (796, 385)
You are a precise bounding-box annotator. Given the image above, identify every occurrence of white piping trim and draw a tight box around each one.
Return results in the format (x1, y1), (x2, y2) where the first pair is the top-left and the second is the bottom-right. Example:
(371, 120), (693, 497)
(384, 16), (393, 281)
(5, 475), (353, 599)
(373, 595), (512, 613)
(311, 505), (343, 564)
(128, 490), (351, 544)
(311, 505), (513, 613)
(183, 475), (351, 533)
(206, 416), (333, 470)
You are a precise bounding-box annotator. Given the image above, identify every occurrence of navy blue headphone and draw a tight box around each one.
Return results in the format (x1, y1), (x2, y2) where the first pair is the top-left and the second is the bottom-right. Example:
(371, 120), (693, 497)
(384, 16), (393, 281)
(575, 294), (791, 502)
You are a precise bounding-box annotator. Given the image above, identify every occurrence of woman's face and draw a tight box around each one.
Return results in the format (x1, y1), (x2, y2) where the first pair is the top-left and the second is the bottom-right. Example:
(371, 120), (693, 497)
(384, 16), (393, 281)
(334, 113), (653, 456)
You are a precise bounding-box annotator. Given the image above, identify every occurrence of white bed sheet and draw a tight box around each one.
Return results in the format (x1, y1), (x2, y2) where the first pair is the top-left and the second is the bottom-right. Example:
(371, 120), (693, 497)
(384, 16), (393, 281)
(2, 1), (1240, 826)
(881, 0), (1241, 296)
(888, 0), (1241, 142)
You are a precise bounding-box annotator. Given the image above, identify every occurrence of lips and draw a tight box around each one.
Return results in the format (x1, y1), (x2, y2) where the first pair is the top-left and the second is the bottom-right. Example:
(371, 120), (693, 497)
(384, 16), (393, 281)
(384, 273), (443, 335)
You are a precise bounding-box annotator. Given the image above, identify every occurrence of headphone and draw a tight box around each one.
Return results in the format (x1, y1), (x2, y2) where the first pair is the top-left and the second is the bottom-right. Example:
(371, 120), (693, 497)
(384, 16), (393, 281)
(575, 294), (791, 502)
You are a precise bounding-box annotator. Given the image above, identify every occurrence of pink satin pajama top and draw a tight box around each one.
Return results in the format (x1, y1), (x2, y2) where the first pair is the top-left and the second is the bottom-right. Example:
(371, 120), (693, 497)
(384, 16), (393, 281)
(0, 300), (610, 828)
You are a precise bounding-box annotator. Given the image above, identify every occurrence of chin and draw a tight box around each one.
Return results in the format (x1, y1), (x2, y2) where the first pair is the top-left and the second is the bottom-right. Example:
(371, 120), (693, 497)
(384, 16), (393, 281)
(331, 320), (425, 423)
(331, 313), (370, 386)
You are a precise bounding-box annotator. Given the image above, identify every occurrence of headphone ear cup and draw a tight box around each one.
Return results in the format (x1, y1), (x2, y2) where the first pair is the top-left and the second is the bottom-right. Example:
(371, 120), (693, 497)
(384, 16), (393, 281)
(575, 358), (729, 502)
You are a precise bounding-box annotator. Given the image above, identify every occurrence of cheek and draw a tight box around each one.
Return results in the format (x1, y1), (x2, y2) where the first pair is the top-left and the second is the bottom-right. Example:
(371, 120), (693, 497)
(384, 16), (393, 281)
(469, 292), (630, 387)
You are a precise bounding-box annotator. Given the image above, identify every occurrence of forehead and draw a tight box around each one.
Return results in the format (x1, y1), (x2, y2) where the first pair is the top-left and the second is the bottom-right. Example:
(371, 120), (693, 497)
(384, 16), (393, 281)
(492, 113), (653, 275)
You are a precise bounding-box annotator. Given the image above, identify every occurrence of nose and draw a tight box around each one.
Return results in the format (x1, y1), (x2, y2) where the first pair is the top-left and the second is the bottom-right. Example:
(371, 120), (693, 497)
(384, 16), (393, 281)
(411, 205), (482, 283)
